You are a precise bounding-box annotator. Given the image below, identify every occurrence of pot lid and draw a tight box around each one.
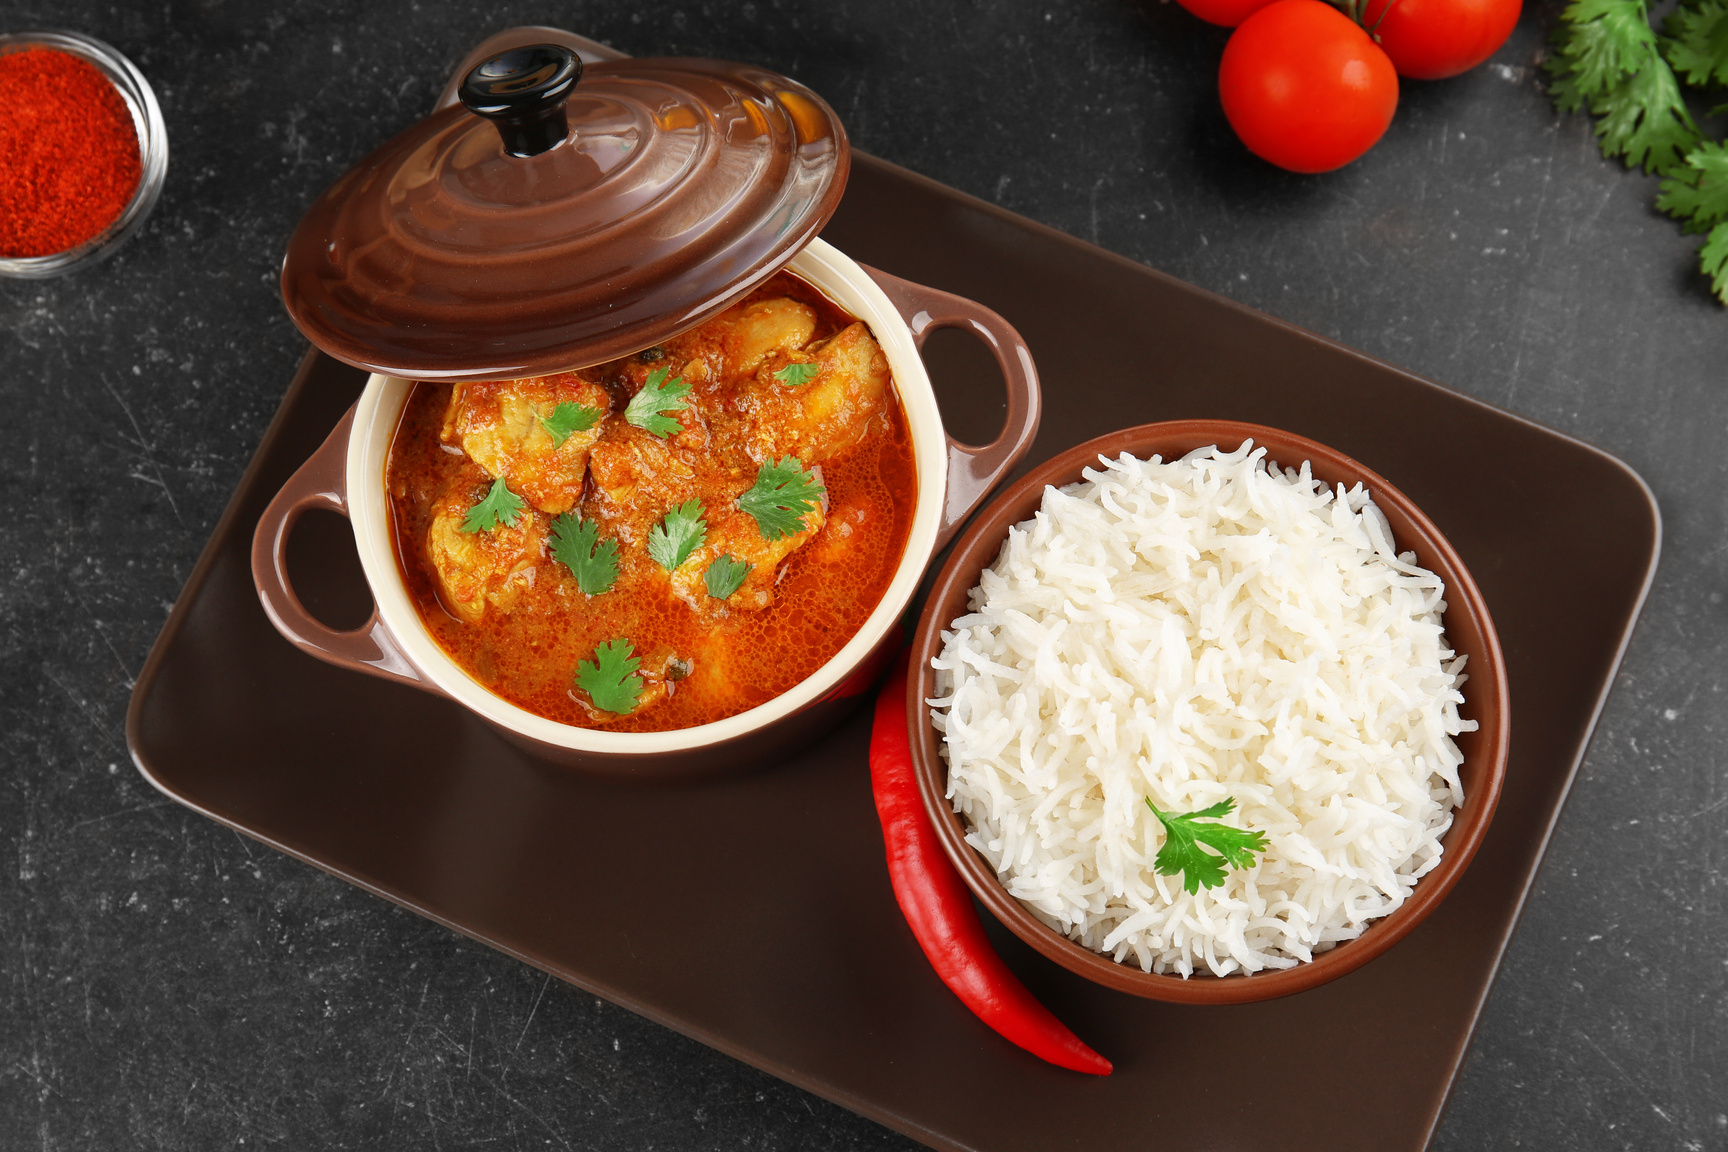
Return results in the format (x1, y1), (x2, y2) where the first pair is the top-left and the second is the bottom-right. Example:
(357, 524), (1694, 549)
(281, 44), (848, 381)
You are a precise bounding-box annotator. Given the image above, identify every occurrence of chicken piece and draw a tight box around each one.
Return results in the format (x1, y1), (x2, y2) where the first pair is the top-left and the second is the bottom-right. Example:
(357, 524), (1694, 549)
(721, 297), (817, 377)
(719, 322), (891, 465)
(425, 468), (547, 624)
(584, 424), (705, 545)
(634, 297), (815, 389)
(441, 372), (611, 515)
(596, 299), (816, 466)
(668, 498), (827, 612)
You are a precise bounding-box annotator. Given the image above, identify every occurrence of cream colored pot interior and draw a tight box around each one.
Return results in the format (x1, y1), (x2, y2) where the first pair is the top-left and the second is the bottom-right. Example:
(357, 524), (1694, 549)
(345, 238), (945, 753)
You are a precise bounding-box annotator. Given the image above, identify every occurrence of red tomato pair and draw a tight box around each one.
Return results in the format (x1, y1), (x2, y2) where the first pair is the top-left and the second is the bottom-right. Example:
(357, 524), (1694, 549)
(1187, 0), (1520, 173)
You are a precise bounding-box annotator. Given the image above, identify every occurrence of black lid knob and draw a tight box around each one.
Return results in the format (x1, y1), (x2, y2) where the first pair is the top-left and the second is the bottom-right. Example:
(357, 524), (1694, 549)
(458, 44), (582, 158)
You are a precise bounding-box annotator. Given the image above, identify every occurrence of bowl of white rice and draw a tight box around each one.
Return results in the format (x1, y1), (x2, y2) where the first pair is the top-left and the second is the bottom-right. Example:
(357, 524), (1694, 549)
(910, 420), (1508, 1003)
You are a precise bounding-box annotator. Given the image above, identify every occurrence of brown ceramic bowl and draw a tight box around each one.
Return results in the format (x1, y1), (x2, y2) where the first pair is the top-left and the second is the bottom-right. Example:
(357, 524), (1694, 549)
(908, 420), (1510, 1003)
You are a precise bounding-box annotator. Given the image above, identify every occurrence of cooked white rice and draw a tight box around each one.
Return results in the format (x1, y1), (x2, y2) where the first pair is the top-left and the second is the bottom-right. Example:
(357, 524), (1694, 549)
(929, 441), (1476, 977)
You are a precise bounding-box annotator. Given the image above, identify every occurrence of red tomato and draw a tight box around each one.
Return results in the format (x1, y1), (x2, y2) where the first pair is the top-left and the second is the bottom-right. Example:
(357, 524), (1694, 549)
(1219, 0), (1399, 174)
(1174, 0), (1279, 27)
(1361, 0), (1522, 80)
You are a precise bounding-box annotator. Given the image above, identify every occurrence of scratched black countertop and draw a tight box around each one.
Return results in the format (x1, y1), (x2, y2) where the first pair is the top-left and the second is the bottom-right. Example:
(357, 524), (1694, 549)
(2, 2), (1724, 1148)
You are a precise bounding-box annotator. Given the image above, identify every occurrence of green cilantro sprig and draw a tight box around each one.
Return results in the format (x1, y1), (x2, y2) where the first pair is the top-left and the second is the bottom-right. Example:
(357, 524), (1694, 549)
(623, 367), (691, 437)
(647, 499), (708, 570)
(1547, 0), (1698, 174)
(548, 513), (619, 594)
(1548, 0), (1728, 301)
(540, 401), (602, 448)
(773, 361), (820, 387)
(737, 456), (825, 541)
(703, 553), (752, 599)
(460, 476), (526, 534)
(1146, 798), (1268, 895)
(1657, 138), (1728, 232)
(1663, 0), (1728, 88)
(1700, 223), (1728, 296)
(575, 638), (643, 715)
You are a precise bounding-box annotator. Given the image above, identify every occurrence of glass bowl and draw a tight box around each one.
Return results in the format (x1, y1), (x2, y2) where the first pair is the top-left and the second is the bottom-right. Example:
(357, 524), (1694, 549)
(0, 30), (168, 279)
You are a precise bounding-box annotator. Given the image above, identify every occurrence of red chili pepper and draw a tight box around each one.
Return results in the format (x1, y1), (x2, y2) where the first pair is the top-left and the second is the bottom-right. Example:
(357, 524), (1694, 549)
(869, 655), (1112, 1075)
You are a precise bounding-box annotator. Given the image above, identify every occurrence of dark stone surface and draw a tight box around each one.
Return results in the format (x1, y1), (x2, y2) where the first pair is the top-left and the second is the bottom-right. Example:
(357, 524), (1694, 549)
(1, 1), (1722, 1149)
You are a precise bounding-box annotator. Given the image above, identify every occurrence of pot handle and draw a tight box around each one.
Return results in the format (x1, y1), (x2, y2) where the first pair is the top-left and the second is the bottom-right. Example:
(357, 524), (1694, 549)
(250, 404), (431, 691)
(861, 265), (1042, 548)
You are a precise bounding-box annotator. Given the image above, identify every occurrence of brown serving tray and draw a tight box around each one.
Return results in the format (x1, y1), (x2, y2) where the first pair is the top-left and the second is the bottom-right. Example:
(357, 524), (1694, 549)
(128, 151), (1660, 1152)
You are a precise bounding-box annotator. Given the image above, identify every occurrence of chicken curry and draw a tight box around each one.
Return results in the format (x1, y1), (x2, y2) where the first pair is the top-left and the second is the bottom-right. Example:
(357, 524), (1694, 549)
(385, 272), (916, 732)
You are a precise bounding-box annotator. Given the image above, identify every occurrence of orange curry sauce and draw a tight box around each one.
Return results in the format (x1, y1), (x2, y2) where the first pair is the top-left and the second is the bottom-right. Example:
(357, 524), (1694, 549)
(385, 273), (916, 732)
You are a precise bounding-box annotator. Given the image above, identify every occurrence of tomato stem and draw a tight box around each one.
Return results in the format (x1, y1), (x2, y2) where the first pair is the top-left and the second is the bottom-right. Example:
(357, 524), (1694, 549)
(1332, 0), (1398, 35)
(1364, 0), (1399, 35)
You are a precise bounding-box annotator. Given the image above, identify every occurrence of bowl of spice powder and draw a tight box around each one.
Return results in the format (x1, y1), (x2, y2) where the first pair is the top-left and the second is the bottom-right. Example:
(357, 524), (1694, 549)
(0, 31), (167, 278)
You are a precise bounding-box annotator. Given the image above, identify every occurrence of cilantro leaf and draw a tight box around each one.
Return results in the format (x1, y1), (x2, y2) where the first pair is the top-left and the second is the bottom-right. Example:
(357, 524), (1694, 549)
(1554, 0), (1728, 306)
(1146, 798), (1269, 895)
(1658, 139), (1728, 232)
(773, 361), (821, 387)
(703, 553), (753, 599)
(647, 499), (708, 570)
(1596, 53), (1700, 175)
(1700, 220), (1728, 303)
(1663, 0), (1728, 88)
(737, 455), (825, 542)
(539, 401), (602, 448)
(460, 476), (526, 534)
(1547, 0), (1700, 175)
(575, 638), (643, 715)
(623, 366), (691, 438)
(548, 512), (620, 594)
(1546, 0), (1659, 113)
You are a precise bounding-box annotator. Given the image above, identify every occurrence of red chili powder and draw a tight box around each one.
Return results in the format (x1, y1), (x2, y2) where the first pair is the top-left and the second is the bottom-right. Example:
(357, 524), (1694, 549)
(0, 47), (143, 258)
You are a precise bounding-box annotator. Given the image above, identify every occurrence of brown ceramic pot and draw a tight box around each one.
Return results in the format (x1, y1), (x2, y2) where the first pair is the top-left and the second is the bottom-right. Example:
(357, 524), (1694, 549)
(250, 29), (1042, 780)
(907, 420), (1510, 1002)
(253, 250), (1040, 780)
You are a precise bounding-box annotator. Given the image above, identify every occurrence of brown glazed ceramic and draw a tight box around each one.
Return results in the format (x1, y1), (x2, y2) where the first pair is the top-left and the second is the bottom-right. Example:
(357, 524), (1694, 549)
(256, 32), (1040, 778)
(282, 54), (847, 380)
(909, 420), (1512, 1003)
(252, 252), (1041, 779)
(134, 132), (1659, 1152)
